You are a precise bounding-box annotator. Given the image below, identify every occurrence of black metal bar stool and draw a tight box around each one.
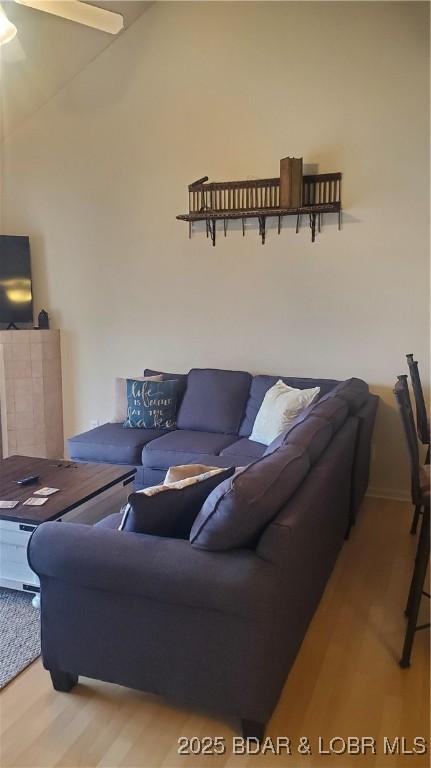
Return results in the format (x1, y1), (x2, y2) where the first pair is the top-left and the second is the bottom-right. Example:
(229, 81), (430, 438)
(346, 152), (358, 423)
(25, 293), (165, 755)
(396, 375), (424, 534)
(394, 378), (430, 667)
(406, 354), (430, 465)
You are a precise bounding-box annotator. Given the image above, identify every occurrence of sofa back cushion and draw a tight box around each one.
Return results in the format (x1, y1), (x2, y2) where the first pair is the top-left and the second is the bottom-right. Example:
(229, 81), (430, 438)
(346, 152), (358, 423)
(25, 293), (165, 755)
(123, 378), (180, 429)
(144, 369), (188, 404)
(263, 394), (349, 458)
(112, 374), (163, 423)
(190, 444), (310, 550)
(328, 378), (369, 414)
(310, 394), (349, 431)
(264, 415), (333, 464)
(177, 368), (252, 435)
(250, 381), (320, 445)
(239, 374), (340, 437)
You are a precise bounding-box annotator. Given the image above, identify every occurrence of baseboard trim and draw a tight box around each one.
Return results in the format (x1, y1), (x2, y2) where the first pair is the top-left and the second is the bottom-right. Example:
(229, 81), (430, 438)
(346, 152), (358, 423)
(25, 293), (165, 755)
(366, 487), (410, 502)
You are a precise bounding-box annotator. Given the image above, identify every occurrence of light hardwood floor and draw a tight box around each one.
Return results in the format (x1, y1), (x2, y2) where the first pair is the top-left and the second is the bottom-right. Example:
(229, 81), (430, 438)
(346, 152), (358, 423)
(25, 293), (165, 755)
(1, 498), (429, 768)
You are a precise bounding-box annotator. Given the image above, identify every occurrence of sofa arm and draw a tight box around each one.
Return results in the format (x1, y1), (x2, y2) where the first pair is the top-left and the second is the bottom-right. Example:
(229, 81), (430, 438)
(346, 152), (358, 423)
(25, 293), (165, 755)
(28, 522), (279, 620)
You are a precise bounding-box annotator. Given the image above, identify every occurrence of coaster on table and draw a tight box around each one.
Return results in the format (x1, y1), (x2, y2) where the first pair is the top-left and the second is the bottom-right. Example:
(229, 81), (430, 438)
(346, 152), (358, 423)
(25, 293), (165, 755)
(23, 497), (48, 506)
(0, 500), (19, 509)
(34, 487), (60, 496)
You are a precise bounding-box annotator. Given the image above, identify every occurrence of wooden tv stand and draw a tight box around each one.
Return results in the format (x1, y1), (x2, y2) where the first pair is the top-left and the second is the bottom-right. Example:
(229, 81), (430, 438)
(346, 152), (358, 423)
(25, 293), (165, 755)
(0, 329), (64, 460)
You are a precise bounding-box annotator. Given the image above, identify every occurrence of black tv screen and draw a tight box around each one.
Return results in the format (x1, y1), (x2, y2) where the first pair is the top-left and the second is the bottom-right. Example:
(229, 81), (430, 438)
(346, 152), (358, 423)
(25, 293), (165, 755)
(0, 235), (33, 326)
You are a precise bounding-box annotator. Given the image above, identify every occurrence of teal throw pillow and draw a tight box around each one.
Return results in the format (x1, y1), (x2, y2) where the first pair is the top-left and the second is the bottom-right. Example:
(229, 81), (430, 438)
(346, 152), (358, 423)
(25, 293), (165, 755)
(123, 378), (178, 429)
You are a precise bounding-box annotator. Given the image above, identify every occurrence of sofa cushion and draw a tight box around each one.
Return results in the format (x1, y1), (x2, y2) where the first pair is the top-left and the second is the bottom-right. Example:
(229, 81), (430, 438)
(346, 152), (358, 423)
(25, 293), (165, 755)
(123, 378), (180, 429)
(250, 380), (320, 445)
(190, 444), (310, 550)
(264, 415), (333, 464)
(112, 374), (163, 423)
(96, 512), (123, 529)
(122, 466), (235, 539)
(220, 437), (266, 463)
(144, 368), (188, 404)
(239, 375), (340, 437)
(142, 429), (239, 470)
(141, 468), (165, 487)
(68, 422), (171, 465)
(309, 394), (349, 431)
(263, 393), (349, 458)
(164, 463), (225, 483)
(177, 368), (252, 434)
(328, 378), (369, 414)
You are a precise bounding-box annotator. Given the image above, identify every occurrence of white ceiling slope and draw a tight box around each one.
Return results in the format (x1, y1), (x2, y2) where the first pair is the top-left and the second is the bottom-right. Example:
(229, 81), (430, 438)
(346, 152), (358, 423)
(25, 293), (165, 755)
(0, 0), (151, 140)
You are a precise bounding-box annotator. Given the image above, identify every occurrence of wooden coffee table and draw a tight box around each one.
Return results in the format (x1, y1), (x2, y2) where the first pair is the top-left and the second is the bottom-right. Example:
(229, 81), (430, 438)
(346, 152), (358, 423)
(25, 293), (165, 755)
(0, 455), (135, 605)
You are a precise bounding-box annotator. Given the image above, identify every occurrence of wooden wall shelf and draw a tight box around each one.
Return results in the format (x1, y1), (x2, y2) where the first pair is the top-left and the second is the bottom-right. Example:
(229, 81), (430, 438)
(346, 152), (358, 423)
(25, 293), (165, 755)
(177, 172), (342, 244)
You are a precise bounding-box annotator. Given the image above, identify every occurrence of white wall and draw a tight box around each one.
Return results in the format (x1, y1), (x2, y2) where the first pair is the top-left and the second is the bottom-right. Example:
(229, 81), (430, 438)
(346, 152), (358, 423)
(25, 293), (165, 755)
(2, 1), (429, 498)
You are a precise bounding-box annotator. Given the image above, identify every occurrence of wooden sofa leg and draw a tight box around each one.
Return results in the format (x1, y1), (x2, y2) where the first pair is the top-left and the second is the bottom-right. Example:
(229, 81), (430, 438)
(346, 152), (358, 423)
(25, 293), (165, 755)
(241, 719), (266, 742)
(49, 669), (78, 692)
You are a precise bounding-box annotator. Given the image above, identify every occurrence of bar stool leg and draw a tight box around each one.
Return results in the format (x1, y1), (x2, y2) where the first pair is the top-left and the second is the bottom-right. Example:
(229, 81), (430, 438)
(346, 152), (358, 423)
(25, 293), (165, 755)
(405, 509), (424, 616)
(405, 567), (416, 618)
(400, 509), (430, 668)
(410, 504), (422, 535)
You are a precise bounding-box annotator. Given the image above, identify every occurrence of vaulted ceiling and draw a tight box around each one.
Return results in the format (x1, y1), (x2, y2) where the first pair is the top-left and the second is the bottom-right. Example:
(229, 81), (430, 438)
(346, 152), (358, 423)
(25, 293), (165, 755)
(0, 0), (151, 140)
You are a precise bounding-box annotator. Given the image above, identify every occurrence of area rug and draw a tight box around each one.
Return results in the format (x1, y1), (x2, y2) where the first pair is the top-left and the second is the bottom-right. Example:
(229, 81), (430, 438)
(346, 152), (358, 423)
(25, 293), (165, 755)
(0, 588), (40, 689)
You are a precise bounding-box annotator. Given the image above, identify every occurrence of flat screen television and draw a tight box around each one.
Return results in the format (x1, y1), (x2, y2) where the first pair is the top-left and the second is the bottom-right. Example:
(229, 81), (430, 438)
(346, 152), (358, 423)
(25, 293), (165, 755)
(0, 235), (33, 328)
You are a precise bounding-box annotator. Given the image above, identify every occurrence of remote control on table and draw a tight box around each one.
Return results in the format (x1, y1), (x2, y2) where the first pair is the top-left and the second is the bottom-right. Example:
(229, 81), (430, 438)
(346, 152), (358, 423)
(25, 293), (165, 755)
(16, 475), (40, 486)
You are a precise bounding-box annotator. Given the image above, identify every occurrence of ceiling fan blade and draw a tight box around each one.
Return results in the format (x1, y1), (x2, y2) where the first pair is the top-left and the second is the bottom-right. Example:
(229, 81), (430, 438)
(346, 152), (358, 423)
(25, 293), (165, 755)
(14, 0), (124, 35)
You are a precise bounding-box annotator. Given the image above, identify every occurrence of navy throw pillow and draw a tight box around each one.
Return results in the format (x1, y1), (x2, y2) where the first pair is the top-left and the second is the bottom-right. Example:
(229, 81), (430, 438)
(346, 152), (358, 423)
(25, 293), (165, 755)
(121, 467), (235, 539)
(123, 378), (179, 429)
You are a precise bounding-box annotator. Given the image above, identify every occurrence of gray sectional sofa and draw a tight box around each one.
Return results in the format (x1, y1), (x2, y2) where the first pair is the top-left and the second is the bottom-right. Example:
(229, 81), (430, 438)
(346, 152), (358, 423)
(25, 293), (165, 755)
(28, 368), (378, 741)
(68, 367), (378, 523)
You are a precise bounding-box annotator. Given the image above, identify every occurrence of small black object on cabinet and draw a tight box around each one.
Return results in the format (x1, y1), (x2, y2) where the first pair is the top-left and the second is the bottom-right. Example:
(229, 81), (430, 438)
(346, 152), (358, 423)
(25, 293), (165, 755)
(37, 309), (49, 329)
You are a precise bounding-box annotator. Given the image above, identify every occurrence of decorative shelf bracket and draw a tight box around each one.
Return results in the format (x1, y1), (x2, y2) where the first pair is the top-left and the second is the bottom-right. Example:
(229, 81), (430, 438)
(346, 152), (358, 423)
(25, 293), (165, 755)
(177, 170), (342, 245)
(208, 218), (216, 246)
(309, 213), (317, 243)
(258, 215), (266, 245)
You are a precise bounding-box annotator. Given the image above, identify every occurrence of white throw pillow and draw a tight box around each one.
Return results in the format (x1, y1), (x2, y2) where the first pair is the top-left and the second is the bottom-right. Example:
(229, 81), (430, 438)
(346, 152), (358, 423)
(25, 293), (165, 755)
(249, 380), (320, 446)
(144, 467), (227, 495)
(164, 464), (221, 484)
